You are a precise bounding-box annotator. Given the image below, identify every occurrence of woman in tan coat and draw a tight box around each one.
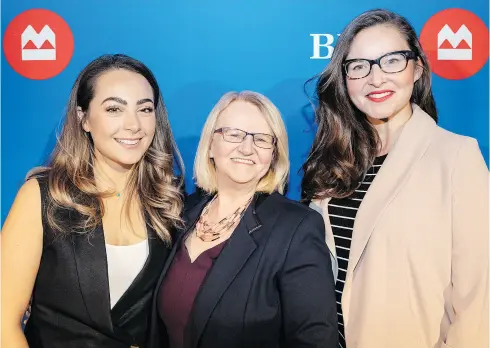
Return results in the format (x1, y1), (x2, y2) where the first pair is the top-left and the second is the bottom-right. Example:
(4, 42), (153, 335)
(301, 9), (488, 348)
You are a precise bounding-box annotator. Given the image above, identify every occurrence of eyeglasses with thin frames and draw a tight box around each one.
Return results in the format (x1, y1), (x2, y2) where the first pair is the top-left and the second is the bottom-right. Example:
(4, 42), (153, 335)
(214, 127), (276, 149)
(343, 50), (418, 80)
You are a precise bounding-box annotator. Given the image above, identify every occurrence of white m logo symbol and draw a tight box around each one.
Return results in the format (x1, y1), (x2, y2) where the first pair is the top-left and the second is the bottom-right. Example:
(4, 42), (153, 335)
(437, 24), (472, 61)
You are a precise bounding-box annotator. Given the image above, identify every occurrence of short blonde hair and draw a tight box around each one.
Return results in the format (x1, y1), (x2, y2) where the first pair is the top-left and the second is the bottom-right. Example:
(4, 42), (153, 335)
(194, 91), (289, 194)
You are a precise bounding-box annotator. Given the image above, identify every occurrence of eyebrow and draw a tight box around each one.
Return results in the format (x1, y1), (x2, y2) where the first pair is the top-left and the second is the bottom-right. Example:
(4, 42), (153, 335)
(346, 49), (409, 61)
(137, 98), (154, 105)
(101, 97), (154, 105)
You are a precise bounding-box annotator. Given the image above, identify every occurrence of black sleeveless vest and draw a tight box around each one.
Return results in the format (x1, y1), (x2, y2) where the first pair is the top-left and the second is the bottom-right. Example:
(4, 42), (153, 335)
(24, 175), (171, 347)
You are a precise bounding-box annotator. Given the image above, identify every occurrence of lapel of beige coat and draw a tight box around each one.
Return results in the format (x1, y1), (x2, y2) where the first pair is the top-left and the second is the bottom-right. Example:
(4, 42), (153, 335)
(341, 105), (438, 325)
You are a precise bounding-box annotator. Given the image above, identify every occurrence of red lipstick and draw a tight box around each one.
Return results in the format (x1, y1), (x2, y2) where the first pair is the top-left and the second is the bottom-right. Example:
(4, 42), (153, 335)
(366, 90), (394, 102)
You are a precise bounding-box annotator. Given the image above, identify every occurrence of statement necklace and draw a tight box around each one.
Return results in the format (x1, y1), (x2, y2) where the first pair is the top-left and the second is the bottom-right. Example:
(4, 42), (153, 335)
(195, 195), (252, 242)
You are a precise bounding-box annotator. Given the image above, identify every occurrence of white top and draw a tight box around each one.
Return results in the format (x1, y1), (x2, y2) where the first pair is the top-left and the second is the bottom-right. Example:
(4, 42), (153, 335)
(105, 239), (149, 309)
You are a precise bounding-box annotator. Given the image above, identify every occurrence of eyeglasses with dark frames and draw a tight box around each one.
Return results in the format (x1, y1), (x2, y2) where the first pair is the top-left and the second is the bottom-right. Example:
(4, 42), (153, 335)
(343, 50), (418, 80)
(214, 127), (276, 149)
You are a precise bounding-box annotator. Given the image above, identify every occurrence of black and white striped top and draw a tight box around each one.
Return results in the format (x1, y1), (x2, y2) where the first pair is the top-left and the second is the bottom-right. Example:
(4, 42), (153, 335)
(328, 154), (387, 348)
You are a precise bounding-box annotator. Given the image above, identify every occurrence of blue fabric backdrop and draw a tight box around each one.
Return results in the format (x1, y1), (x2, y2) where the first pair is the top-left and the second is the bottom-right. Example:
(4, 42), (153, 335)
(2, 0), (488, 222)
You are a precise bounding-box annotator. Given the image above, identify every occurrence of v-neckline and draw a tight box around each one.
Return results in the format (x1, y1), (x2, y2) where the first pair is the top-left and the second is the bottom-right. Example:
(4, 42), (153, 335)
(183, 239), (226, 264)
(100, 222), (152, 313)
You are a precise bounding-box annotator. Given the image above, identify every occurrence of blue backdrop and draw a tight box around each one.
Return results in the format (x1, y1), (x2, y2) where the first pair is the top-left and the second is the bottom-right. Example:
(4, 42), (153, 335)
(2, 0), (489, 222)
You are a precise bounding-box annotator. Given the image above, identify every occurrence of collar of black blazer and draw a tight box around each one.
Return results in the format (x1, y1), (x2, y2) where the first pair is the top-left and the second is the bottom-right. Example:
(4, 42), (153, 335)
(183, 191), (270, 237)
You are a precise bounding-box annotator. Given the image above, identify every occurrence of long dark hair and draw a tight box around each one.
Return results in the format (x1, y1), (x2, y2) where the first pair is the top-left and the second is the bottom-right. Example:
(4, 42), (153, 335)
(301, 9), (437, 202)
(29, 54), (183, 244)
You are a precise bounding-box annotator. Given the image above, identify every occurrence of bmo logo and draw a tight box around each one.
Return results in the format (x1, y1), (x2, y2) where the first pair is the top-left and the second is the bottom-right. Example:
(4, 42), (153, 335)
(3, 9), (74, 80)
(22, 25), (56, 61)
(420, 9), (489, 80)
(310, 34), (341, 59)
(437, 24), (472, 61)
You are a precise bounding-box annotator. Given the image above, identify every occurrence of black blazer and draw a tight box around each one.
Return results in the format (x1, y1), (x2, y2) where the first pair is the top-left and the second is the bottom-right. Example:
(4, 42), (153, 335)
(148, 191), (338, 348)
(24, 176), (172, 348)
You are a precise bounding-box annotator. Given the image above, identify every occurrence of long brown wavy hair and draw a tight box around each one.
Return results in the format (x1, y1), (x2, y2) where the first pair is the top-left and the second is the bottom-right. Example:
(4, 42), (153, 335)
(301, 9), (437, 202)
(29, 54), (183, 244)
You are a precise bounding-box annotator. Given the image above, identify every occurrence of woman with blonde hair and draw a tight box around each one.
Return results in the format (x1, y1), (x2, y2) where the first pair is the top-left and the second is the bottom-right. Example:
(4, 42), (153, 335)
(2, 54), (184, 348)
(149, 90), (338, 348)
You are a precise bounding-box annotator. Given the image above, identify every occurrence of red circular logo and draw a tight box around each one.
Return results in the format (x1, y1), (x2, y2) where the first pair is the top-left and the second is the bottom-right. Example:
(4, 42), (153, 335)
(420, 8), (489, 80)
(3, 9), (74, 80)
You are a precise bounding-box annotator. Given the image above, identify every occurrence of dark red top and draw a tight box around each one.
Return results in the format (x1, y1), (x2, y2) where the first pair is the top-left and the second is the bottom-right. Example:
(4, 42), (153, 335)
(157, 239), (226, 348)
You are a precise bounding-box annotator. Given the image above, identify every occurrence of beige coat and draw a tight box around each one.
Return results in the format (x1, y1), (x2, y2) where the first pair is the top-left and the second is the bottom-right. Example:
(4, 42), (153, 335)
(311, 105), (489, 348)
